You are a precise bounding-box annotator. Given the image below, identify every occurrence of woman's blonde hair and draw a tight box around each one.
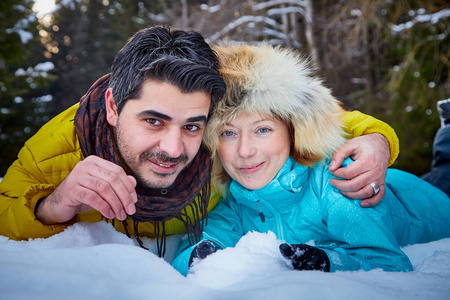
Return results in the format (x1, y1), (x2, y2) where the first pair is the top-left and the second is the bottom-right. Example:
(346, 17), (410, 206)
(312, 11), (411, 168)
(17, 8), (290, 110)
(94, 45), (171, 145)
(205, 44), (346, 196)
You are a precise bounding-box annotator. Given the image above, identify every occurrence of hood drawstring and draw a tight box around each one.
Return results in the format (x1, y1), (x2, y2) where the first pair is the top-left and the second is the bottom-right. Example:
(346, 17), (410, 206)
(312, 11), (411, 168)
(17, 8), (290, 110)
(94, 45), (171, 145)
(255, 200), (266, 223)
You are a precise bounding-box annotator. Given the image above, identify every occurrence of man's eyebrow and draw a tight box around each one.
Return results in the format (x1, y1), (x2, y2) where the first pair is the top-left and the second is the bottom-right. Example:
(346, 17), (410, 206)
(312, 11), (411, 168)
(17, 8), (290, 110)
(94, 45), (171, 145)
(138, 110), (207, 124)
(138, 110), (171, 121)
(187, 115), (207, 124)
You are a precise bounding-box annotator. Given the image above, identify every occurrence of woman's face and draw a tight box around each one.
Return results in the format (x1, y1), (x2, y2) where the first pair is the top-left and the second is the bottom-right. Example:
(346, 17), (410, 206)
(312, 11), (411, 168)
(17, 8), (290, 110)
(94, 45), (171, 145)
(217, 112), (291, 190)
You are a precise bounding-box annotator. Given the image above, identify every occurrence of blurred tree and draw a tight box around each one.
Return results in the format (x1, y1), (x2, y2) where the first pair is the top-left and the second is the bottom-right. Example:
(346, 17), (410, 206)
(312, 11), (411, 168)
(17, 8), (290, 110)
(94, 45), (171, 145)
(317, 0), (450, 175)
(192, 0), (307, 48)
(190, 0), (449, 176)
(44, 0), (171, 113)
(1, 0), (449, 178)
(0, 0), (53, 176)
(381, 0), (449, 175)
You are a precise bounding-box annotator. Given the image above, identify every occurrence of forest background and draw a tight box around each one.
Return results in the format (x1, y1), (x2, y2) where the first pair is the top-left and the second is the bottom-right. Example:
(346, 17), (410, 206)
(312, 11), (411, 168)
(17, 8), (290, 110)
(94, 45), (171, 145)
(0, 0), (449, 177)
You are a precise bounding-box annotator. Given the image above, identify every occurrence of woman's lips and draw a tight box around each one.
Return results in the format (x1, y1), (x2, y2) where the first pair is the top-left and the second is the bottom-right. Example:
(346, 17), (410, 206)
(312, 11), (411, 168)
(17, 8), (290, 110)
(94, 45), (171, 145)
(238, 162), (264, 174)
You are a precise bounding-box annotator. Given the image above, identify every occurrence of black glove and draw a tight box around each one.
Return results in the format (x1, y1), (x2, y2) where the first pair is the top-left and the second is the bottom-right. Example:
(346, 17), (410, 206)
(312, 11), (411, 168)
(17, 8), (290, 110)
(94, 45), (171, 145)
(279, 243), (330, 272)
(189, 240), (218, 267)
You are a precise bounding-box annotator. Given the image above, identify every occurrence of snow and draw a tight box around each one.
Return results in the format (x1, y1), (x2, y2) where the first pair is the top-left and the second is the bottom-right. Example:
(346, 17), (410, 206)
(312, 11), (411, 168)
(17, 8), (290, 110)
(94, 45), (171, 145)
(1, 221), (449, 300)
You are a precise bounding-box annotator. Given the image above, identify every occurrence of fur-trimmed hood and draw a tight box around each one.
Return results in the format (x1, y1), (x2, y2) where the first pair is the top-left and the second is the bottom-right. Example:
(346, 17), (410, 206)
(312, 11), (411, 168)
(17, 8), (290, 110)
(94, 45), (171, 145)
(206, 44), (346, 195)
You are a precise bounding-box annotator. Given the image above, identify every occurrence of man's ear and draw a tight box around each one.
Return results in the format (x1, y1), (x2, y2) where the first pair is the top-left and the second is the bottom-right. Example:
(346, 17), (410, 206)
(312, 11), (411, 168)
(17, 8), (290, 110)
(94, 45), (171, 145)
(105, 88), (118, 126)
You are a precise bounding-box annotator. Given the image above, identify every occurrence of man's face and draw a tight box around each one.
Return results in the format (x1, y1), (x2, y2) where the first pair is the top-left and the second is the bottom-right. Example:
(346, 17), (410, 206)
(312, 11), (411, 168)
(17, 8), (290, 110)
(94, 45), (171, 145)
(106, 80), (211, 189)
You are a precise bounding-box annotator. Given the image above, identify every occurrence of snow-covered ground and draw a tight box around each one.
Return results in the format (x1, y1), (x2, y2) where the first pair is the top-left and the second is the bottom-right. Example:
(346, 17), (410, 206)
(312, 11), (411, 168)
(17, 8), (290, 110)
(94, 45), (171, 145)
(0, 221), (449, 300)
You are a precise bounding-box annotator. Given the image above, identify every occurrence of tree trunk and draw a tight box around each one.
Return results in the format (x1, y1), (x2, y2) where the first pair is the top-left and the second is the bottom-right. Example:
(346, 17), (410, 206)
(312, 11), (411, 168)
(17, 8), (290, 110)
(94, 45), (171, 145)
(304, 0), (318, 66)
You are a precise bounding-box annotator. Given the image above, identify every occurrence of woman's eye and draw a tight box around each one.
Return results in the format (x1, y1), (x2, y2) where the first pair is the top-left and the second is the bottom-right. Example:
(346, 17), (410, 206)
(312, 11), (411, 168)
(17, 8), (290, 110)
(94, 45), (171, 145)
(257, 127), (270, 134)
(221, 130), (235, 137)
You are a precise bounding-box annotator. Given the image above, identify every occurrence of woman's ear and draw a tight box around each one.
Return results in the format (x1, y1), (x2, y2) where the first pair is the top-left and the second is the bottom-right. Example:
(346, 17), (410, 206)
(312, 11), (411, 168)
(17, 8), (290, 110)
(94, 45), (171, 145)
(105, 88), (118, 126)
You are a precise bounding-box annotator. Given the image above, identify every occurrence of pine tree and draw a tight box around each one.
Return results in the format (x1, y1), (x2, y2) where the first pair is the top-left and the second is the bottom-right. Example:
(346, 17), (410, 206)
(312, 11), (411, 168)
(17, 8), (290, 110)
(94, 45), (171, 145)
(0, 0), (53, 176)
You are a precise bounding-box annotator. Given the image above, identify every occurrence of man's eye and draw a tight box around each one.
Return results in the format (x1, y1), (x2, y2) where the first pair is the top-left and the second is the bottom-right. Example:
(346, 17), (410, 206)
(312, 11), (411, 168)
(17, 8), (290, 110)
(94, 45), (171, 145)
(185, 124), (200, 132)
(146, 119), (161, 125)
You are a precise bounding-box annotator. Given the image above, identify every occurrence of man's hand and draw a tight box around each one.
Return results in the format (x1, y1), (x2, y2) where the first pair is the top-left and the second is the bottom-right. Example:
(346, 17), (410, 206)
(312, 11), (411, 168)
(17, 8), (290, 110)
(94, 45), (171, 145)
(35, 155), (138, 225)
(328, 133), (390, 207)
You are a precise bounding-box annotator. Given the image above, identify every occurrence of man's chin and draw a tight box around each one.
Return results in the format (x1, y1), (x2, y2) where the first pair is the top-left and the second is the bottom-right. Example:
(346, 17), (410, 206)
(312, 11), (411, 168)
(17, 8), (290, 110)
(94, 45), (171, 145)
(136, 173), (178, 189)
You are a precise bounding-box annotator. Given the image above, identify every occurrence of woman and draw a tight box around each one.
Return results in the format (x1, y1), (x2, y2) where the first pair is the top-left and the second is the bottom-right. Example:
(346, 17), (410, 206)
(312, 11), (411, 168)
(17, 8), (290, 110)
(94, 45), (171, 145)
(172, 44), (450, 275)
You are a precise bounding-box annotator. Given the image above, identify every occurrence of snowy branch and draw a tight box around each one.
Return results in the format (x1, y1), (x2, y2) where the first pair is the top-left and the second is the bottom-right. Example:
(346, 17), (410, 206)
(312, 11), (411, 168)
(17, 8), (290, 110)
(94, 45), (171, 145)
(391, 9), (450, 33)
(262, 27), (287, 40)
(146, 12), (167, 23)
(206, 15), (283, 43)
(5, 13), (37, 44)
(266, 6), (305, 17)
(15, 62), (55, 78)
(252, 0), (306, 11)
(200, 4), (221, 13)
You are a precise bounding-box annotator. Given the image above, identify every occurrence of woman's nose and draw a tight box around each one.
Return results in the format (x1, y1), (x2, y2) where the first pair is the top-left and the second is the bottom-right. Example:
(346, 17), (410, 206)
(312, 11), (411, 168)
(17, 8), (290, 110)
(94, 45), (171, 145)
(237, 137), (256, 158)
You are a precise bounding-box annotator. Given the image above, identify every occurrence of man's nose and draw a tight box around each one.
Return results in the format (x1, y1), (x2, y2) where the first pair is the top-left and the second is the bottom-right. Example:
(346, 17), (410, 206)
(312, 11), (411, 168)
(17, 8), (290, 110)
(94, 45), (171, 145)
(159, 128), (183, 158)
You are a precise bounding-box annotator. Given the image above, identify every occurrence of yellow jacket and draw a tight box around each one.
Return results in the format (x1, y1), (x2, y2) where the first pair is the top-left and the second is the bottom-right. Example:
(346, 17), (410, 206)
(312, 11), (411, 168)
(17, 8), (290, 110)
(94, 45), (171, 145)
(0, 104), (398, 240)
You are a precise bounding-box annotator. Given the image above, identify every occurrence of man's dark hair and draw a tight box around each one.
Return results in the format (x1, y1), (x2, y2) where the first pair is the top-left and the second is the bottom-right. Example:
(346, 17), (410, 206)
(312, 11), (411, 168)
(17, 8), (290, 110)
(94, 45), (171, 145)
(109, 26), (226, 114)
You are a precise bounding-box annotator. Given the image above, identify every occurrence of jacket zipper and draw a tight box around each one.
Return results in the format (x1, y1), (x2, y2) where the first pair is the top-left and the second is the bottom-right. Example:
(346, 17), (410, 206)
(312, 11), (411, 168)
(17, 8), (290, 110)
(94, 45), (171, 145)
(256, 200), (285, 240)
(255, 200), (266, 223)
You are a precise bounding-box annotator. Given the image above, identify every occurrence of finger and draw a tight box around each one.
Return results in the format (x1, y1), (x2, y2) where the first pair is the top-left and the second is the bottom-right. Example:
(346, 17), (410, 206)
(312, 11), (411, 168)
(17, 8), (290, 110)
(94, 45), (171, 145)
(79, 165), (133, 219)
(329, 157), (372, 180)
(329, 141), (357, 172)
(360, 185), (386, 207)
(80, 176), (127, 220)
(340, 182), (380, 200)
(85, 158), (137, 215)
(74, 186), (116, 219)
(86, 156), (136, 195)
(127, 175), (138, 206)
(127, 175), (137, 188)
(330, 169), (376, 194)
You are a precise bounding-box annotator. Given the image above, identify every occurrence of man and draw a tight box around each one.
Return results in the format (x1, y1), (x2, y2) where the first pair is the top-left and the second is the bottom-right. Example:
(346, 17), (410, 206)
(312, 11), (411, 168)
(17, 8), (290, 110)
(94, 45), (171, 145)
(0, 26), (226, 254)
(0, 26), (398, 256)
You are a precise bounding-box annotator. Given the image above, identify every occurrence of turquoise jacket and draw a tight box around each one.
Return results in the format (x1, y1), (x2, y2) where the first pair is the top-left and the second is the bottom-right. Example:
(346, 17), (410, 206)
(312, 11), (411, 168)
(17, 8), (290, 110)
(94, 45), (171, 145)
(172, 156), (450, 275)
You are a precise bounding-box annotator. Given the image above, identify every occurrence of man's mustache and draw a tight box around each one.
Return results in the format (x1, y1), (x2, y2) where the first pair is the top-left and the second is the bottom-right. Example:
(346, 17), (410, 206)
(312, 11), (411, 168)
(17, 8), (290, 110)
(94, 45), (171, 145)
(140, 151), (189, 165)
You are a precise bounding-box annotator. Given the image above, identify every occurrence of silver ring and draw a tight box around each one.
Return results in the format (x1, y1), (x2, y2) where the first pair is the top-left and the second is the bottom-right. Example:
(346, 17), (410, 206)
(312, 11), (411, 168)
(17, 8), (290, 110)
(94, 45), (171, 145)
(370, 182), (380, 196)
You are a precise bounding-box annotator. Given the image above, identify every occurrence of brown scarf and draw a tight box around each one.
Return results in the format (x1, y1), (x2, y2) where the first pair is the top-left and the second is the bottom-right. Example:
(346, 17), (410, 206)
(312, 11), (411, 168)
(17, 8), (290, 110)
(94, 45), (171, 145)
(74, 74), (212, 256)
